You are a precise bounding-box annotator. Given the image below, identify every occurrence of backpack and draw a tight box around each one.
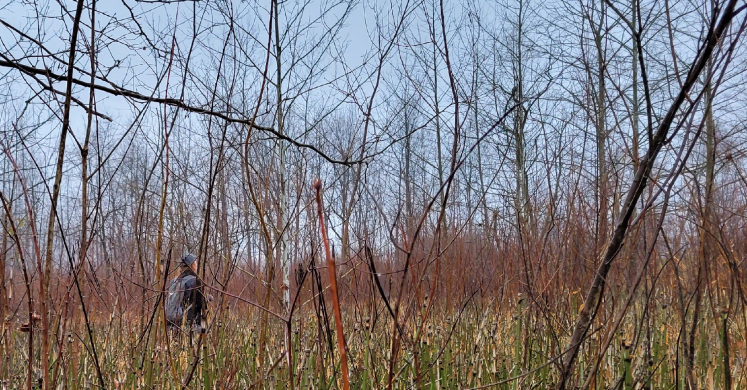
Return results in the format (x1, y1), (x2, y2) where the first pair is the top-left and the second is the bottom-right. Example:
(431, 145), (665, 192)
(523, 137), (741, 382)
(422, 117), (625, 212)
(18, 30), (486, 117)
(165, 274), (197, 324)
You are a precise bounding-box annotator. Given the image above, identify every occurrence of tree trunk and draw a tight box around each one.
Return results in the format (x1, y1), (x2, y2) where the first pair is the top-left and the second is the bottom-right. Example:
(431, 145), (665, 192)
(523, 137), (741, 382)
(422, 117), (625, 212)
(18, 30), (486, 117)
(41, 2), (87, 388)
(595, 2), (608, 251)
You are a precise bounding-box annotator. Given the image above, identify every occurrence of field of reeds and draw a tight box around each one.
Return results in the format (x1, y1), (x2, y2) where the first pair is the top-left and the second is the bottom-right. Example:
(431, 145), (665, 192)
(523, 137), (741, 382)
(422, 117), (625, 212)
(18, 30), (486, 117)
(3, 0), (747, 389)
(2, 288), (745, 389)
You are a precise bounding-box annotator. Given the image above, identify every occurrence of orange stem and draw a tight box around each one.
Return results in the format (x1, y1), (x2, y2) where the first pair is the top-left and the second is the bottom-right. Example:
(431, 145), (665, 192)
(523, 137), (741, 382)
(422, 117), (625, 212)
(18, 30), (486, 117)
(314, 179), (350, 390)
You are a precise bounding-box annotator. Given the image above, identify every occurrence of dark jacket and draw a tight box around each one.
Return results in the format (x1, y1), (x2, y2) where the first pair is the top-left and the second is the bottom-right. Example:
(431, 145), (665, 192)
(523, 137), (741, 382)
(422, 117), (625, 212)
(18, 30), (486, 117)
(170, 268), (205, 327)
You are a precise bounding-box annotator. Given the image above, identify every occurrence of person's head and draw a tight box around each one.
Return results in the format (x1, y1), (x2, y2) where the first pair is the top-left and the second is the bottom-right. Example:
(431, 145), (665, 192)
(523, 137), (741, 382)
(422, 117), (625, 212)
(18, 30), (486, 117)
(181, 253), (198, 273)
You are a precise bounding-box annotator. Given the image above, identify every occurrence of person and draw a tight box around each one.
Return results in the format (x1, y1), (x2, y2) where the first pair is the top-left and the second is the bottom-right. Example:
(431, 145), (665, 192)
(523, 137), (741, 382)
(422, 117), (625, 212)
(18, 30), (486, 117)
(165, 253), (205, 333)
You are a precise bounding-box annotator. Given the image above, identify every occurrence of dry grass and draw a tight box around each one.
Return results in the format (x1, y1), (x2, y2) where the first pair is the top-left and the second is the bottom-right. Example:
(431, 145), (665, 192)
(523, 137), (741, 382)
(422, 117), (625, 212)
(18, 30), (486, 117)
(2, 292), (745, 389)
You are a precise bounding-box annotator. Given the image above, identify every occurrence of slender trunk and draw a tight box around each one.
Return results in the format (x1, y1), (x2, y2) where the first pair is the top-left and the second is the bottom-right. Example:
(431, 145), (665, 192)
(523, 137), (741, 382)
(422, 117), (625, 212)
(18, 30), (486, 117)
(341, 167), (350, 257)
(515, 0), (530, 228)
(686, 60), (718, 390)
(273, 4), (293, 388)
(274, 0), (290, 315)
(258, 237), (275, 378)
(474, 53), (488, 239)
(78, 0), (97, 352)
(433, 36), (446, 234)
(154, 5), (183, 359)
(703, 60), (717, 281)
(219, 173), (234, 295)
(513, 0), (533, 302)
(41, 2), (86, 388)
(720, 309), (732, 390)
(595, 2), (608, 251)
(152, 37), (174, 388)
(404, 114), (413, 231)
(68, 4), (96, 387)
(631, 0), (639, 171)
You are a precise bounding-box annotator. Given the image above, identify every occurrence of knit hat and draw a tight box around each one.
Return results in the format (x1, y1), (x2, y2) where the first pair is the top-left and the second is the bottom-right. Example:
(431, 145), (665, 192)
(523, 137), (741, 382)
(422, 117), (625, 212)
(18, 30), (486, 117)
(181, 253), (197, 266)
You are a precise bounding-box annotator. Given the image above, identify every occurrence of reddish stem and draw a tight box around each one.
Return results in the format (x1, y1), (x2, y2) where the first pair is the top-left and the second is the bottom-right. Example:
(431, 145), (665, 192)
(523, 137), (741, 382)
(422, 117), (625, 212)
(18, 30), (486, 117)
(314, 179), (350, 390)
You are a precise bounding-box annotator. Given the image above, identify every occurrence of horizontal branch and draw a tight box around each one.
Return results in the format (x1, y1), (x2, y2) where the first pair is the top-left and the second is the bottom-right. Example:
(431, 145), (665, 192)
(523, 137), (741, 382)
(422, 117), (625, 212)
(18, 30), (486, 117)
(0, 58), (356, 165)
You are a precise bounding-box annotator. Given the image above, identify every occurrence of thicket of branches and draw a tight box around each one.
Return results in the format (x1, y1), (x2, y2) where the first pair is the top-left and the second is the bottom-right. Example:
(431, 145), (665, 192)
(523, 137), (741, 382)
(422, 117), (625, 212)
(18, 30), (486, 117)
(1, 0), (746, 388)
